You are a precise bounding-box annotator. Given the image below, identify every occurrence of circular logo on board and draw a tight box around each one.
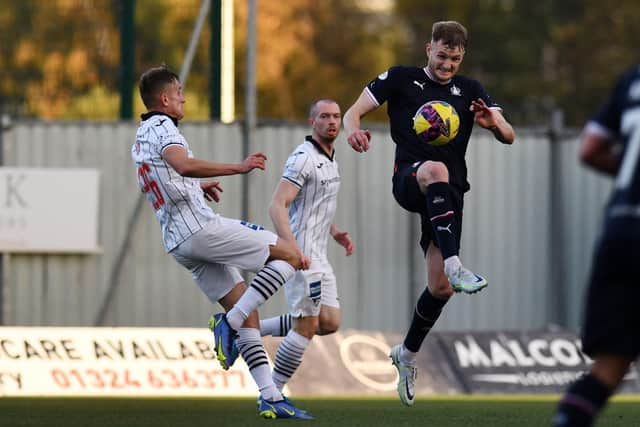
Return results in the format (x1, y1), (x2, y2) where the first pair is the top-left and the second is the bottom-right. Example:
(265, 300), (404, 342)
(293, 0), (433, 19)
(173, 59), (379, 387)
(339, 335), (398, 391)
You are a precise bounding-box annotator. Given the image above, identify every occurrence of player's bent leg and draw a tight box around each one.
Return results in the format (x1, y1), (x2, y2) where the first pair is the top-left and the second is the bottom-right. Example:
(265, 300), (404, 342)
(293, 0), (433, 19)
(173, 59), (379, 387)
(317, 305), (340, 335)
(226, 259), (296, 330)
(268, 238), (306, 270)
(390, 344), (417, 407)
(425, 244), (455, 299)
(415, 161), (449, 191)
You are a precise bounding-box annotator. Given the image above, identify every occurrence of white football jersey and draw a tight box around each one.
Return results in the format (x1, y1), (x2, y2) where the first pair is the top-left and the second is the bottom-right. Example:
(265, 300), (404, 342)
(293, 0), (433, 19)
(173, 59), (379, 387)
(131, 112), (216, 252)
(283, 136), (341, 260)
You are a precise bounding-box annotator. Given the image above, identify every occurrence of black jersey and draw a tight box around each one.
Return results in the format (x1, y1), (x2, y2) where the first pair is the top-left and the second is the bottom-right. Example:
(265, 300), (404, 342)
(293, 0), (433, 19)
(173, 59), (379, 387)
(591, 65), (640, 239)
(366, 65), (499, 193)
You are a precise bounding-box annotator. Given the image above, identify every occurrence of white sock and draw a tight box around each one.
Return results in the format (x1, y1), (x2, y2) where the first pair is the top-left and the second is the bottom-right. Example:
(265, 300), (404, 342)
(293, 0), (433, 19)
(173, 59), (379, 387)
(272, 330), (310, 391)
(259, 314), (293, 337)
(226, 292), (256, 330)
(443, 255), (461, 275)
(236, 327), (283, 402)
(399, 344), (417, 366)
(228, 260), (295, 330)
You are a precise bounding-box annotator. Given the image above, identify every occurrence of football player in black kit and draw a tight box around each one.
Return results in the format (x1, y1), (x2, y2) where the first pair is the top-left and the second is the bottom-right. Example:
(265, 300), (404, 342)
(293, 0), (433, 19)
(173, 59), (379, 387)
(343, 21), (515, 406)
(552, 66), (640, 427)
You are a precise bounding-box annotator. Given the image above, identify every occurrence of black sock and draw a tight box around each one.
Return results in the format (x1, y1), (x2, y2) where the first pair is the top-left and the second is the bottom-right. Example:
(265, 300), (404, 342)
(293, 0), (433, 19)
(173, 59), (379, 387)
(552, 373), (612, 427)
(425, 182), (458, 259)
(403, 288), (449, 352)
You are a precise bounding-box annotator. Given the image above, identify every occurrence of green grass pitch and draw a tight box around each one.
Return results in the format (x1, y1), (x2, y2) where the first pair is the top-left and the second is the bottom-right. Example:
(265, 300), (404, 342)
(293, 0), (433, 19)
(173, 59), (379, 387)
(1, 396), (639, 426)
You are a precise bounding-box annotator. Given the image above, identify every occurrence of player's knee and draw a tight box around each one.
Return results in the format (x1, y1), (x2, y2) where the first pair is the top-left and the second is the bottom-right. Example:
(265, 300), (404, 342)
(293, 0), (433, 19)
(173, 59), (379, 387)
(284, 255), (303, 270)
(416, 161), (448, 186)
(318, 318), (340, 335)
(295, 317), (319, 339)
(317, 309), (340, 335)
(270, 240), (302, 269)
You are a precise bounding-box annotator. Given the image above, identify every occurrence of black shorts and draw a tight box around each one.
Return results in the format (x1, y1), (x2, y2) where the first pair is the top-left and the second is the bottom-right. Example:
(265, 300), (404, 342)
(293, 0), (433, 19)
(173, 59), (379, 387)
(392, 161), (464, 254)
(581, 238), (640, 359)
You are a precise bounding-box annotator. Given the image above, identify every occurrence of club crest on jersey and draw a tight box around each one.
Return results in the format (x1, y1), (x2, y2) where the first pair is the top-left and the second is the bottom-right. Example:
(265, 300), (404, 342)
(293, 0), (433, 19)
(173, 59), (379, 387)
(450, 85), (461, 96)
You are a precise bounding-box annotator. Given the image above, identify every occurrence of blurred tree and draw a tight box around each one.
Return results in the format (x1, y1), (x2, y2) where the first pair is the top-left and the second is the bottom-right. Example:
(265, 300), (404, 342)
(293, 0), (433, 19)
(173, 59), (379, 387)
(394, 0), (558, 125)
(233, 0), (397, 122)
(0, 0), (210, 120)
(393, 0), (640, 126)
(1, 0), (119, 118)
(1, 0), (639, 125)
(548, 0), (640, 125)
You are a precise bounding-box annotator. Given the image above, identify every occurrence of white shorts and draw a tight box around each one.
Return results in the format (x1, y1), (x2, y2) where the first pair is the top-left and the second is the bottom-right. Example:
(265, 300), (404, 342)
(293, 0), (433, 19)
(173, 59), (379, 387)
(285, 258), (339, 318)
(171, 216), (278, 303)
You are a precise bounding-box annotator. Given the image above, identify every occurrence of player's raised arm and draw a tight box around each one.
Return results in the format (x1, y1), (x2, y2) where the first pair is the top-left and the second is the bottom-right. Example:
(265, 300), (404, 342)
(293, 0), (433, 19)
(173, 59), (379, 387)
(163, 145), (267, 178)
(343, 89), (377, 153)
(470, 98), (515, 144)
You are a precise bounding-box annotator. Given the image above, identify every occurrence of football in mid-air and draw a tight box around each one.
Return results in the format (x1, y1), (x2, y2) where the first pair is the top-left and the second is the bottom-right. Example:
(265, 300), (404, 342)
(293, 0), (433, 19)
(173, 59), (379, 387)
(412, 100), (460, 146)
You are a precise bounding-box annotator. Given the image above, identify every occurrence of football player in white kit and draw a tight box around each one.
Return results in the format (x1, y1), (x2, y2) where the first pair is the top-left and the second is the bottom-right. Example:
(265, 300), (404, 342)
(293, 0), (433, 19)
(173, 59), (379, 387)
(131, 65), (311, 419)
(261, 99), (354, 393)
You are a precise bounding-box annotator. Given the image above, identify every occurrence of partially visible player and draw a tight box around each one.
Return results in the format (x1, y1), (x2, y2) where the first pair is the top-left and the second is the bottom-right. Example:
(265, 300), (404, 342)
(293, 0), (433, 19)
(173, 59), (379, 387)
(260, 99), (353, 395)
(343, 21), (515, 406)
(552, 65), (640, 426)
(131, 65), (311, 419)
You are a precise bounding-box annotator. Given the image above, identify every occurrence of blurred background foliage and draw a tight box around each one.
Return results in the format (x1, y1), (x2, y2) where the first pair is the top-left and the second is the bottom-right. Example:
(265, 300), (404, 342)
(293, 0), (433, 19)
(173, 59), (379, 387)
(1, 0), (639, 125)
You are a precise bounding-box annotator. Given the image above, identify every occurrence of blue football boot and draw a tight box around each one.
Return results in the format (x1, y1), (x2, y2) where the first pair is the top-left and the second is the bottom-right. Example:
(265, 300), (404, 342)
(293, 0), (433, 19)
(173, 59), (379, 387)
(256, 394), (296, 408)
(208, 313), (238, 370)
(257, 396), (313, 419)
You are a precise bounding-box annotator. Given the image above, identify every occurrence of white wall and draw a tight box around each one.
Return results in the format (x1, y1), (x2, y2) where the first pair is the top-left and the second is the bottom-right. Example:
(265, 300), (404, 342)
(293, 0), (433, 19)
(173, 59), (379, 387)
(0, 121), (611, 332)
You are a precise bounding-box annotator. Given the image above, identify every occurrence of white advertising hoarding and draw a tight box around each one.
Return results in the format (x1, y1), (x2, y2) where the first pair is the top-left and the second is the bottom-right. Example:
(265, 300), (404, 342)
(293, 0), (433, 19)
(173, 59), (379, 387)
(0, 327), (258, 397)
(0, 168), (100, 253)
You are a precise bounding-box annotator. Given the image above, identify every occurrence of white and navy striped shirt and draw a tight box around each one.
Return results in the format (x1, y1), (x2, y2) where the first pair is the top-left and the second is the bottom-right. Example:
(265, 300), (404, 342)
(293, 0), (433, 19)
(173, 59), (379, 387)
(283, 136), (341, 260)
(131, 112), (216, 252)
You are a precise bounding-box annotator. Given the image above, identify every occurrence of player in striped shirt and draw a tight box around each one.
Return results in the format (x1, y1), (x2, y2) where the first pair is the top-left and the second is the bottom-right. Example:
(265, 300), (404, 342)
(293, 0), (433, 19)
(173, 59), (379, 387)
(260, 99), (353, 393)
(131, 65), (311, 419)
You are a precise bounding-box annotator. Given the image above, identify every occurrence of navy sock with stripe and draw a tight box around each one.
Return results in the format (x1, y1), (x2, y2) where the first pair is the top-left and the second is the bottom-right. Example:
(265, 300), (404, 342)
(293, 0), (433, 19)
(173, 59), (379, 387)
(403, 287), (449, 352)
(425, 182), (458, 260)
(552, 373), (612, 426)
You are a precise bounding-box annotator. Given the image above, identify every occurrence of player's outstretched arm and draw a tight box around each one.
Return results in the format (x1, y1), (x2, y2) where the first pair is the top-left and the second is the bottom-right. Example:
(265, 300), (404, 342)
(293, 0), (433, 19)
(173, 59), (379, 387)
(330, 224), (353, 256)
(344, 90), (377, 153)
(163, 145), (267, 178)
(269, 179), (310, 269)
(470, 98), (515, 144)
